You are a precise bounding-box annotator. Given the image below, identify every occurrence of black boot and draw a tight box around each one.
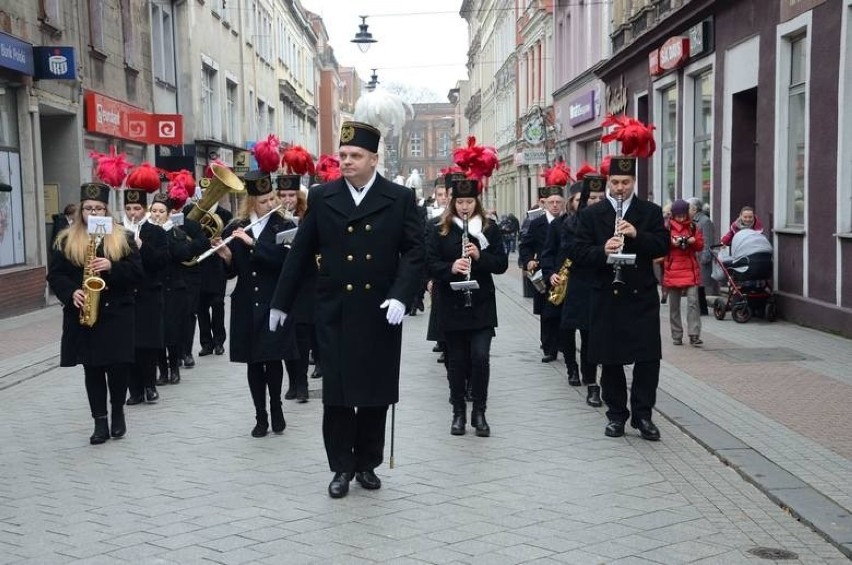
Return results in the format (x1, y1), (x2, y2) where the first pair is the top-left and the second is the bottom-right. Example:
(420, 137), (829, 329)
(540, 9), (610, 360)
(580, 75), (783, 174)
(567, 364), (581, 386)
(252, 411), (269, 437)
(296, 381), (309, 403)
(110, 409), (126, 438)
(90, 416), (110, 445)
(169, 365), (181, 384)
(586, 385), (602, 407)
(470, 407), (490, 437)
(284, 374), (297, 400)
(156, 358), (169, 386)
(450, 404), (466, 436)
(270, 404), (286, 433)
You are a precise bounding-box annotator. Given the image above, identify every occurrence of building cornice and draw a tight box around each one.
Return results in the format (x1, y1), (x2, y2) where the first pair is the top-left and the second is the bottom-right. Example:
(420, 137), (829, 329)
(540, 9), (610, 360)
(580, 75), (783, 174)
(553, 60), (607, 99)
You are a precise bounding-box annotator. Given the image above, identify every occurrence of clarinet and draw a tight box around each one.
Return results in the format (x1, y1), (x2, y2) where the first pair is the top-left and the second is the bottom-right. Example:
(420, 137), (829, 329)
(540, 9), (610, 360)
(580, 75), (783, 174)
(613, 195), (625, 285)
(462, 213), (474, 307)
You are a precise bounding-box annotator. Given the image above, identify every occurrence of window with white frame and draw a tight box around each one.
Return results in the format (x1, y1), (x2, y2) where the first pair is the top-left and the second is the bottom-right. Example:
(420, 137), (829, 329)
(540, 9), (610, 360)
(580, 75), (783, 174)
(257, 99), (267, 136)
(121, 0), (140, 70)
(693, 71), (713, 206)
(410, 132), (422, 157)
(88, 0), (106, 54)
(151, 2), (175, 85)
(786, 34), (807, 226)
(39, 0), (64, 32)
(201, 64), (217, 139)
(439, 131), (451, 157)
(225, 80), (238, 143)
(660, 85), (678, 204)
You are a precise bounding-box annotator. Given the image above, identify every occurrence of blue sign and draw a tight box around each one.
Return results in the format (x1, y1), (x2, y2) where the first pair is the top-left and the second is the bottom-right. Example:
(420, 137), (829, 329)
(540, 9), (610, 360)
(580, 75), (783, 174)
(33, 46), (76, 80)
(0, 31), (33, 75)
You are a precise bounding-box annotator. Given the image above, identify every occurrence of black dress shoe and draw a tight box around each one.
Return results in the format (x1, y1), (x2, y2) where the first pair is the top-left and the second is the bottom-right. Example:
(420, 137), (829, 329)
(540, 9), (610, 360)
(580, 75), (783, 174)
(284, 388), (297, 400)
(632, 419), (661, 441)
(252, 413), (269, 437)
(541, 353), (557, 363)
(586, 385), (603, 407)
(270, 406), (286, 434)
(311, 366), (322, 379)
(432, 343), (444, 353)
(450, 412), (466, 436)
(296, 386), (309, 403)
(183, 354), (195, 368)
(566, 365), (581, 386)
(328, 472), (353, 498)
(436, 352), (446, 364)
(169, 366), (181, 384)
(605, 420), (625, 438)
(110, 410), (126, 438)
(198, 346), (213, 357)
(126, 394), (144, 406)
(145, 387), (159, 403)
(355, 470), (382, 490)
(156, 372), (169, 386)
(90, 416), (110, 445)
(214, 345), (225, 355)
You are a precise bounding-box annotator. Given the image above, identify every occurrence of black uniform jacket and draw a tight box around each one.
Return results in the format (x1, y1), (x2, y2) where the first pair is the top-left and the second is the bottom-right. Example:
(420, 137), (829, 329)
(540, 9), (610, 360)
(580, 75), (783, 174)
(134, 221), (170, 349)
(540, 213), (594, 331)
(569, 197), (669, 365)
(519, 214), (553, 315)
(161, 223), (207, 346)
(425, 216), (443, 342)
(224, 212), (298, 364)
(183, 204), (228, 295)
(271, 175), (426, 407)
(428, 219), (507, 333)
(47, 232), (144, 367)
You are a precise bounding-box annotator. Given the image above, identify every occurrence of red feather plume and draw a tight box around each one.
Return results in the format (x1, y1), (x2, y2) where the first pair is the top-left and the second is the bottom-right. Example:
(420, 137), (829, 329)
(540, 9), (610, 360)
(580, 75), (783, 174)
(575, 162), (597, 181)
(252, 134), (282, 174)
(166, 169), (195, 210)
(453, 136), (500, 181)
(600, 155), (612, 177)
(126, 162), (162, 193)
(89, 147), (132, 188)
(315, 155), (342, 182)
(601, 114), (656, 158)
(282, 145), (316, 176)
(543, 162), (573, 187)
(440, 165), (463, 176)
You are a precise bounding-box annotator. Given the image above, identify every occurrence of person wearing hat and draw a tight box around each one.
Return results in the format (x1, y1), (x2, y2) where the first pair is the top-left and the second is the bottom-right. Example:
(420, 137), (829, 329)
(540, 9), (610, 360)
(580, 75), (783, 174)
(47, 182), (144, 444)
(213, 168), (299, 437)
(519, 184), (567, 363)
(664, 199), (704, 346)
(427, 176), (507, 436)
(270, 121), (425, 499)
(541, 172), (607, 406)
(121, 182), (170, 407)
(570, 150), (670, 441)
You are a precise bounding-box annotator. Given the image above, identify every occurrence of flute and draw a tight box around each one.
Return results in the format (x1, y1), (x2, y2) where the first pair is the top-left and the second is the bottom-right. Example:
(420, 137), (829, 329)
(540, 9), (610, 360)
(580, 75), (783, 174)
(462, 213), (473, 308)
(613, 195), (625, 285)
(193, 204), (283, 264)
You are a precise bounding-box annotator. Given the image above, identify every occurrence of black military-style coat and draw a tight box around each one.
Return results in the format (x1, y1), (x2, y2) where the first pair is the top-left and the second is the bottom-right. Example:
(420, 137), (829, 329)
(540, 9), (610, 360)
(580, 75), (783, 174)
(569, 197), (669, 365)
(161, 224), (206, 346)
(133, 221), (170, 349)
(182, 203), (229, 295)
(425, 216), (443, 342)
(271, 175), (426, 407)
(541, 213), (595, 332)
(519, 214), (556, 316)
(428, 219), (507, 333)
(47, 232), (144, 367)
(224, 212), (298, 364)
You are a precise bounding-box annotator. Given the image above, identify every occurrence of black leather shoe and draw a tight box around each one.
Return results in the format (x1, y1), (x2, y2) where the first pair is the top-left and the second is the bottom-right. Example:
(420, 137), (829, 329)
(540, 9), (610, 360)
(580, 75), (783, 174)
(311, 366), (322, 379)
(632, 419), (661, 441)
(605, 420), (625, 437)
(355, 470), (382, 490)
(270, 406), (286, 433)
(156, 371), (169, 386)
(145, 387), (159, 403)
(436, 352), (445, 364)
(126, 394), (144, 406)
(296, 386), (309, 403)
(90, 416), (110, 445)
(328, 472), (353, 498)
(214, 345), (225, 355)
(451, 412), (466, 436)
(586, 385), (603, 407)
(541, 353), (557, 363)
(471, 408), (490, 437)
(252, 413), (269, 437)
(183, 354), (195, 368)
(432, 343), (444, 353)
(110, 410), (126, 438)
(567, 365), (581, 386)
(169, 366), (181, 384)
(284, 388), (297, 400)
(198, 346), (213, 357)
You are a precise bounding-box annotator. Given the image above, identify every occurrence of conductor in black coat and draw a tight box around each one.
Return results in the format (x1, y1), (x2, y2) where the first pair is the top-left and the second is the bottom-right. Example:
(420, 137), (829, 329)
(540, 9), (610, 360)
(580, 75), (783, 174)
(569, 157), (669, 440)
(270, 121), (425, 499)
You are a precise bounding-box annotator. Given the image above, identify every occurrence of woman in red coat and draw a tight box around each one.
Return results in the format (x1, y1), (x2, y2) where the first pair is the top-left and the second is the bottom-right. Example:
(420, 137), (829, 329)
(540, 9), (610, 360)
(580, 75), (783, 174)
(663, 199), (704, 346)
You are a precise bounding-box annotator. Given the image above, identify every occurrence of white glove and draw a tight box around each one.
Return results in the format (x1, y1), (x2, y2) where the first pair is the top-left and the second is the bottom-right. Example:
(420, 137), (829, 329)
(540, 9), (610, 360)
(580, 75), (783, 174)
(268, 308), (287, 332)
(380, 299), (405, 325)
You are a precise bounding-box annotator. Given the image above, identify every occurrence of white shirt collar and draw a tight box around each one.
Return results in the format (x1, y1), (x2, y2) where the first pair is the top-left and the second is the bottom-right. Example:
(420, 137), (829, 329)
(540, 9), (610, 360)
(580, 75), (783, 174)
(606, 193), (634, 216)
(545, 211), (555, 223)
(345, 171), (378, 206)
(249, 211), (271, 239)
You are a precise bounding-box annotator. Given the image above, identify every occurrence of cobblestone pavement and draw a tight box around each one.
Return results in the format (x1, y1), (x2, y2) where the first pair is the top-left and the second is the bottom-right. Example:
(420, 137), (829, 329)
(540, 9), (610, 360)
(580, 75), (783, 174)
(0, 269), (850, 563)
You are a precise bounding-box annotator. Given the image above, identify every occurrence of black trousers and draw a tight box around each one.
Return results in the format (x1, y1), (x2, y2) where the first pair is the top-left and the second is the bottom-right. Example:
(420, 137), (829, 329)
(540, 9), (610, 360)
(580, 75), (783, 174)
(541, 316), (562, 355)
(198, 290), (226, 349)
(323, 405), (389, 473)
(577, 329), (597, 385)
(284, 323), (311, 391)
(600, 360), (660, 424)
(84, 364), (128, 418)
(182, 285), (201, 356)
(129, 348), (158, 397)
(698, 286), (709, 315)
(445, 328), (492, 408)
(246, 361), (283, 414)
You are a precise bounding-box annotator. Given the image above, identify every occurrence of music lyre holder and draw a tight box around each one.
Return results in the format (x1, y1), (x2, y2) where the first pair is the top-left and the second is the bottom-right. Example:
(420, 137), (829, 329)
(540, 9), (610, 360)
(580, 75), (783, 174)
(450, 280), (480, 292)
(606, 253), (636, 266)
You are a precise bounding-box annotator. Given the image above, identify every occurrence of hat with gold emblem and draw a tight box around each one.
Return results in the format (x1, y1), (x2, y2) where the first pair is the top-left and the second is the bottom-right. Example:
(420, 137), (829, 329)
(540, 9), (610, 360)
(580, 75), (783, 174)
(79, 182), (111, 204)
(244, 170), (274, 196)
(276, 175), (301, 192)
(339, 121), (381, 153)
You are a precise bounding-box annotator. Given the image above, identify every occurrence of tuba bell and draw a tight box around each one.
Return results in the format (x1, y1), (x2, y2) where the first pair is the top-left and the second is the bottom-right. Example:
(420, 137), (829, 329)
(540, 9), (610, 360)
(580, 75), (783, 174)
(184, 163), (245, 265)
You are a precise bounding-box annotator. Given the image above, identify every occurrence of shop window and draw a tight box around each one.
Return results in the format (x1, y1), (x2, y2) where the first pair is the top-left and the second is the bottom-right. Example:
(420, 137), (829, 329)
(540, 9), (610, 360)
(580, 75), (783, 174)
(692, 71), (713, 206)
(660, 85), (678, 205)
(0, 91), (23, 267)
(785, 34), (807, 227)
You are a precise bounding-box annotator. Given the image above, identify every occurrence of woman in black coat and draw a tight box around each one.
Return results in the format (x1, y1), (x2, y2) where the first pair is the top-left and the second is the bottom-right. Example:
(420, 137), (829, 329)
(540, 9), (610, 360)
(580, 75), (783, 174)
(47, 183), (144, 445)
(428, 178), (507, 437)
(214, 171), (298, 438)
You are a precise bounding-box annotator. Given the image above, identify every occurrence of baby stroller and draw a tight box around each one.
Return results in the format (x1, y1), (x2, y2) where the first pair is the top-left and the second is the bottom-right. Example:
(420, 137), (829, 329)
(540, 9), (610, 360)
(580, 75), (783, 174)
(710, 229), (777, 323)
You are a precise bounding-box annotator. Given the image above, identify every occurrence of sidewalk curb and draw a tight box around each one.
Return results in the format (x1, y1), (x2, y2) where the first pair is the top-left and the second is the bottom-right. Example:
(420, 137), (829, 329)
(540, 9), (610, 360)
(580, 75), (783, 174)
(0, 355), (60, 391)
(655, 390), (852, 559)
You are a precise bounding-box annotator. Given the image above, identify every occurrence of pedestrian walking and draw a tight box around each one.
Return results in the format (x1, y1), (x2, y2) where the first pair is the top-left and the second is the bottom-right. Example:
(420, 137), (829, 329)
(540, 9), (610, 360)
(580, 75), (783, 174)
(687, 197), (717, 315)
(664, 199), (704, 346)
(270, 121), (425, 499)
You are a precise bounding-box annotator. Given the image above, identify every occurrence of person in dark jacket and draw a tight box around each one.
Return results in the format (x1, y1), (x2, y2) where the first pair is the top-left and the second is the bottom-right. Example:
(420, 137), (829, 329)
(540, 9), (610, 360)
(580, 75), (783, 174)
(196, 203), (230, 359)
(121, 187), (169, 406)
(47, 182), (144, 444)
(428, 176), (507, 437)
(270, 121), (425, 499)
(570, 156), (669, 441)
(214, 170), (298, 437)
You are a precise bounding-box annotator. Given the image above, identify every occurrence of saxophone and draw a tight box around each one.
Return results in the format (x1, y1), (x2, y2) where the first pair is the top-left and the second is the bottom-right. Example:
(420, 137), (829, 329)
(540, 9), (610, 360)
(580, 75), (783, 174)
(79, 233), (106, 327)
(547, 258), (572, 306)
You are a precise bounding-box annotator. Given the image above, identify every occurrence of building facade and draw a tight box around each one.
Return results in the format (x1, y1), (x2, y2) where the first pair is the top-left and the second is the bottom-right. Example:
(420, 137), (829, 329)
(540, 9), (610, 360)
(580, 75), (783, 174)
(397, 102), (455, 198)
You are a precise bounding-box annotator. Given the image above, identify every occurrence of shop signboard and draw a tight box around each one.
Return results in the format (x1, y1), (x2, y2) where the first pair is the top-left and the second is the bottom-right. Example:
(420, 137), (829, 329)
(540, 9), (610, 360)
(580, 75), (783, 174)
(0, 31), (33, 75)
(659, 36), (690, 71)
(568, 91), (596, 126)
(33, 46), (76, 80)
(84, 91), (183, 144)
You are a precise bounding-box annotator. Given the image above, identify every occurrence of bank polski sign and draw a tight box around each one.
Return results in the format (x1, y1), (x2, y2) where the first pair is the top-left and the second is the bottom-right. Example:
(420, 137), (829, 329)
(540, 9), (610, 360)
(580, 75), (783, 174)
(0, 31), (33, 75)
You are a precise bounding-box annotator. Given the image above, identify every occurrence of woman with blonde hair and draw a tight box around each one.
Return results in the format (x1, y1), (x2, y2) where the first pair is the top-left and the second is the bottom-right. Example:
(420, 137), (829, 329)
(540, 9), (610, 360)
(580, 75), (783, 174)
(47, 182), (143, 444)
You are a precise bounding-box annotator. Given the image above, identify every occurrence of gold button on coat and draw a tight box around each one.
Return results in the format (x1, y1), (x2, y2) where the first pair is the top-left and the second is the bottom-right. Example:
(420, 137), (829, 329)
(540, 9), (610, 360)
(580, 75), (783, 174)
(347, 226), (354, 233)
(346, 284), (353, 291)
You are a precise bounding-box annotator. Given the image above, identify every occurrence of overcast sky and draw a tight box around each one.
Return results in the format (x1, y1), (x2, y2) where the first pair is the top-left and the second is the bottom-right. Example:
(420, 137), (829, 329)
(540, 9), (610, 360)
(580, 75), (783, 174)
(299, 1), (469, 100)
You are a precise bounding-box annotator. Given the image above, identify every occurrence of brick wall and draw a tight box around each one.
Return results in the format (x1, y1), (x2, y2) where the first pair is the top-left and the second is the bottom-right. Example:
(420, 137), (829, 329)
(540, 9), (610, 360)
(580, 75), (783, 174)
(0, 267), (47, 318)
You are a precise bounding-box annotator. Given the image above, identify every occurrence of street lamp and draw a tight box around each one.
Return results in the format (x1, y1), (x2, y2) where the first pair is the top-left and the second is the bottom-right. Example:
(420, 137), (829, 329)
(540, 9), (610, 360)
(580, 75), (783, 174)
(366, 69), (379, 91)
(351, 16), (377, 53)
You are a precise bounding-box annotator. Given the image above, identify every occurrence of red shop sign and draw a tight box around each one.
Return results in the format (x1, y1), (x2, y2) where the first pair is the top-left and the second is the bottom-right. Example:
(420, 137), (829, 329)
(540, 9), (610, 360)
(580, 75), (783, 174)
(659, 36), (690, 71)
(84, 91), (183, 144)
(649, 49), (661, 76)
